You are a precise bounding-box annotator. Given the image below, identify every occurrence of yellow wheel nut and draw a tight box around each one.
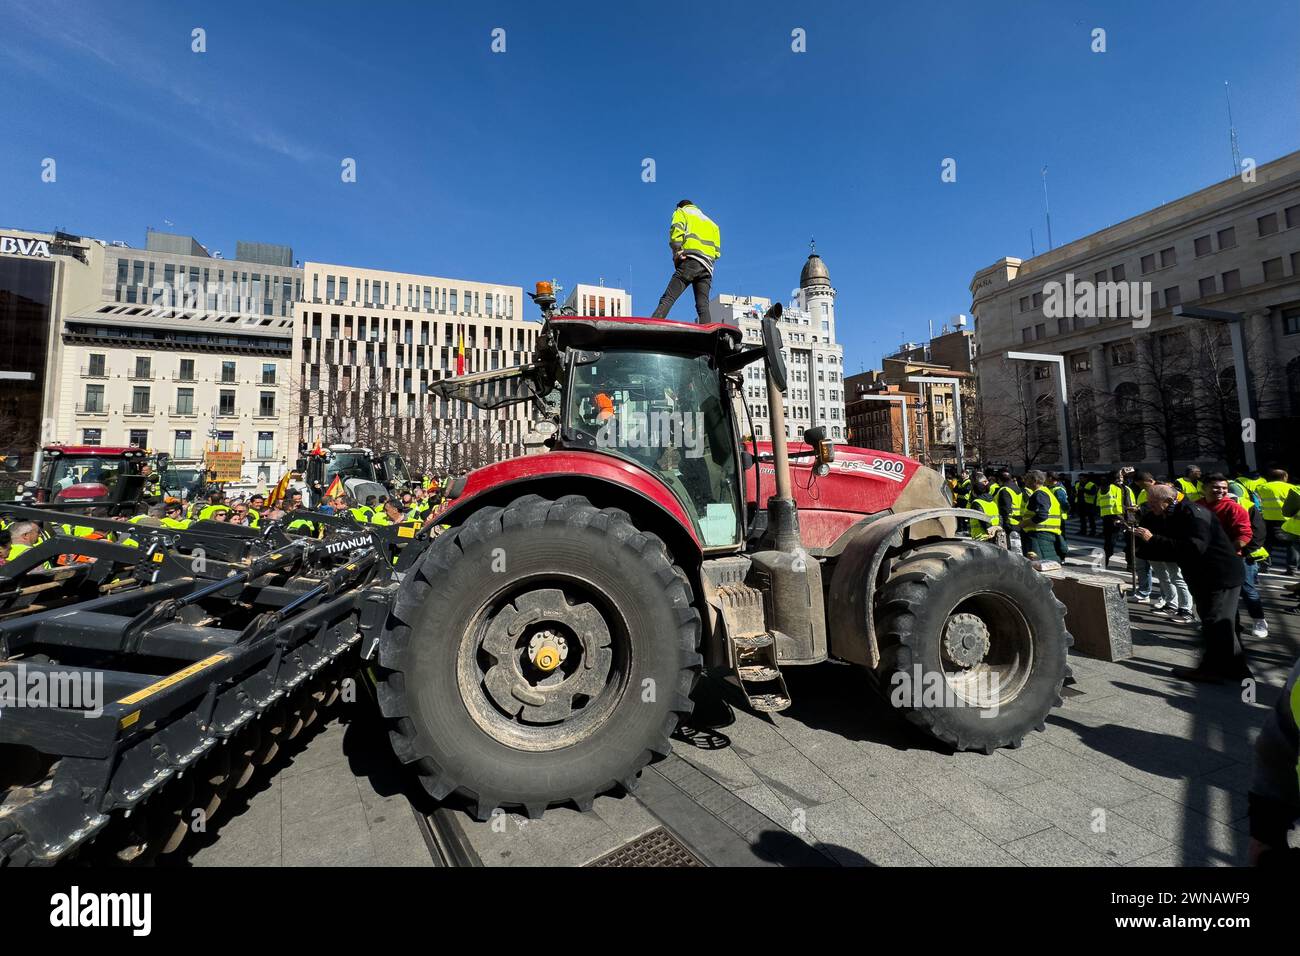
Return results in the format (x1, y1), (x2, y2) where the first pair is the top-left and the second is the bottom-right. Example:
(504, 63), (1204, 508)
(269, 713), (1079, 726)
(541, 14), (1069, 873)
(534, 644), (561, 672)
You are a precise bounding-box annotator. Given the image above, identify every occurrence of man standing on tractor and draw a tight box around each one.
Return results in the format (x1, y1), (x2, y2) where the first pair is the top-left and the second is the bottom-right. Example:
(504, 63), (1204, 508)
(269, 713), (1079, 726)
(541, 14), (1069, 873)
(650, 200), (721, 324)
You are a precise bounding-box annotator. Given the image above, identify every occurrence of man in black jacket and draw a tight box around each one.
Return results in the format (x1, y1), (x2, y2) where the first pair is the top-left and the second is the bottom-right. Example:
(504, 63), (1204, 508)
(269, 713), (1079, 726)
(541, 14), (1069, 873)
(1134, 483), (1249, 682)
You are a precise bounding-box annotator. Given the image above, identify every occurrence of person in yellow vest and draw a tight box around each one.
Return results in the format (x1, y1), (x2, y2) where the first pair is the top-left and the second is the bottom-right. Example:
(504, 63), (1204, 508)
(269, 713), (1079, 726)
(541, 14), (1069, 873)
(1175, 465), (1203, 503)
(197, 492), (227, 521)
(992, 469), (1022, 543)
(160, 501), (191, 529)
(1081, 474), (1100, 536)
(1258, 468), (1300, 575)
(967, 473), (1001, 541)
(1019, 470), (1064, 561)
(1043, 472), (1072, 562)
(4, 521), (52, 568)
(650, 200), (722, 324)
(369, 499), (409, 527)
(1229, 478), (1272, 639)
(1248, 655), (1300, 865)
(1097, 469), (1136, 569)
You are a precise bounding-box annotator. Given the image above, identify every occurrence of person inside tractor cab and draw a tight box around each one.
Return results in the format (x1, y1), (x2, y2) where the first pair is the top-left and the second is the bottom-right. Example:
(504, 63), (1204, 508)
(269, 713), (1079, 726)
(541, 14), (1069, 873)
(569, 349), (741, 547)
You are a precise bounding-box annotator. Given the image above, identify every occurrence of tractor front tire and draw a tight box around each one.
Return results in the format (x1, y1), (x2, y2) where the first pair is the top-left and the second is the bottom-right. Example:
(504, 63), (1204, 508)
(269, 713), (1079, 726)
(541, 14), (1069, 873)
(376, 494), (701, 819)
(873, 540), (1072, 753)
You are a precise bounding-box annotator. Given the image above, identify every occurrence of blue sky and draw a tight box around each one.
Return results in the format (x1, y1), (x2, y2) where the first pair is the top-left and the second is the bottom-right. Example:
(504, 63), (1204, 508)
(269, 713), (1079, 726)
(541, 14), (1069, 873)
(2, 0), (1297, 370)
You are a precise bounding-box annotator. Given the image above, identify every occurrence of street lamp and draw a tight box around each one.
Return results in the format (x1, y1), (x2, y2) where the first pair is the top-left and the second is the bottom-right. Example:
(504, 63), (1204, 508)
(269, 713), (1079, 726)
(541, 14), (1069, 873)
(856, 393), (910, 457)
(1173, 305), (1257, 472)
(1006, 350), (1073, 475)
(907, 375), (966, 473)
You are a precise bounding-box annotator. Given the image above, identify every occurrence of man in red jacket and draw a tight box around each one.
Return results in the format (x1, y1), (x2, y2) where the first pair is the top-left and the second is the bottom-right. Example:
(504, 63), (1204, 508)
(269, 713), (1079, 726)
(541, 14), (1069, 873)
(1201, 473), (1252, 550)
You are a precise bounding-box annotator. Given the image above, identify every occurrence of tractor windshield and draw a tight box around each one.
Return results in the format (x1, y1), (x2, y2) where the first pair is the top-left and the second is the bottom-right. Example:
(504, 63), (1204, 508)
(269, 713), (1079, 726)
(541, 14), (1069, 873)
(567, 349), (741, 548)
(44, 456), (133, 496)
(325, 452), (377, 485)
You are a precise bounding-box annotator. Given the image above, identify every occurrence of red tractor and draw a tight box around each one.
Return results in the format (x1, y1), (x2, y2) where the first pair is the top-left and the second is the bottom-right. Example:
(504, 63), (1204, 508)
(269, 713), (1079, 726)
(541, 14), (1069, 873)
(377, 290), (1071, 819)
(30, 444), (150, 504)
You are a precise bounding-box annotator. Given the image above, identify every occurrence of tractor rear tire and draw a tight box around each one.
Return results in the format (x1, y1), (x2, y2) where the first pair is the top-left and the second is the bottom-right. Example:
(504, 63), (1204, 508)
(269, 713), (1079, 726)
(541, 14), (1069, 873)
(873, 540), (1072, 753)
(376, 494), (701, 819)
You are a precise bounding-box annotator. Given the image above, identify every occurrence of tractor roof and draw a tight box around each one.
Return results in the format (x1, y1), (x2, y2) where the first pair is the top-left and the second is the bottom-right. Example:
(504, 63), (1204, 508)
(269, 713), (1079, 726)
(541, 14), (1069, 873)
(43, 445), (144, 456)
(547, 315), (742, 354)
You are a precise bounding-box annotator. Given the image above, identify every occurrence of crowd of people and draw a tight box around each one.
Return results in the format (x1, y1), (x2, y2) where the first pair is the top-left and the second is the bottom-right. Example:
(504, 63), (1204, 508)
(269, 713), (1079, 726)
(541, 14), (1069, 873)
(951, 463), (1300, 684)
(0, 473), (458, 565)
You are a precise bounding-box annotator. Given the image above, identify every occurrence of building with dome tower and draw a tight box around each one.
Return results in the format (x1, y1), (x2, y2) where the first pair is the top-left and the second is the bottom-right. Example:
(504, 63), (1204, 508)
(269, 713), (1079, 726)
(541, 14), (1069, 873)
(709, 243), (847, 443)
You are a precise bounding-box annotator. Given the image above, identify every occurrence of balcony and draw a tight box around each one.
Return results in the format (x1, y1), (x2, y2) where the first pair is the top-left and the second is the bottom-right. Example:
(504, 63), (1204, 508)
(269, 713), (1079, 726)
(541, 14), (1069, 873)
(168, 405), (198, 417)
(123, 404), (156, 417)
(127, 372), (155, 381)
(215, 408), (239, 419)
(75, 403), (109, 416)
(172, 373), (197, 382)
(79, 366), (109, 379)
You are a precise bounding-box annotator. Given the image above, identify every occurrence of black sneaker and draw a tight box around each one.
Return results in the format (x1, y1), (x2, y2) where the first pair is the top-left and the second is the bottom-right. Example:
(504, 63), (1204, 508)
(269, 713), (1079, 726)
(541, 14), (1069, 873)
(1170, 611), (1195, 625)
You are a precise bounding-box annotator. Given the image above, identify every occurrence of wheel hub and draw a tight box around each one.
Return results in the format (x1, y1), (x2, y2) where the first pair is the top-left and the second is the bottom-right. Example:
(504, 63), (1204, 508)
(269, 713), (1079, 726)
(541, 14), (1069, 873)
(477, 588), (612, 726)
(942, 612), (991, 669)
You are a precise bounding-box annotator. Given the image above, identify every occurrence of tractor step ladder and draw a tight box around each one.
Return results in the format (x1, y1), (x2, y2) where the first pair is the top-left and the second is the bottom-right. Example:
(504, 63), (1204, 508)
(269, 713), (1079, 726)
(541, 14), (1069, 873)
(716, 583), (791, 713)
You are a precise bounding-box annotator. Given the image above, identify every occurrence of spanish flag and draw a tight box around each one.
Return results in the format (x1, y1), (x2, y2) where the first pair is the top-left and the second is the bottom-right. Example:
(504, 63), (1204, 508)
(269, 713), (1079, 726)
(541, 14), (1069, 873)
(457, 329), (465, 376)
(324, 475), (346, 500)
(266, 470), (294, 508)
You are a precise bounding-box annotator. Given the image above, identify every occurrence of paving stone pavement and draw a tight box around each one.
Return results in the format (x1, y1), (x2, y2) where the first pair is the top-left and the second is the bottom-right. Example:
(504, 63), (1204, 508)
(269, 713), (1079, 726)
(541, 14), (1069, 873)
(667, 541), (1297, 867)
(182, 707), (434, 867)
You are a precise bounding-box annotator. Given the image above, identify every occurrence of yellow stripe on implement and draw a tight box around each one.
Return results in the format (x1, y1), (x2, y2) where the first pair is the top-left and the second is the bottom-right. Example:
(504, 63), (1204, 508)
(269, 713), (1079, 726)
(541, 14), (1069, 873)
(116, 653), (231, 707)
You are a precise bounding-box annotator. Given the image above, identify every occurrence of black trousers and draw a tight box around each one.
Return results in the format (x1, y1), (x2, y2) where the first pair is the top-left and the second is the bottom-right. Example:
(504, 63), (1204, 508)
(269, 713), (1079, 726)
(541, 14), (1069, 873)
(1191, 585), (1246, 674)
(652, 257), (713, 323)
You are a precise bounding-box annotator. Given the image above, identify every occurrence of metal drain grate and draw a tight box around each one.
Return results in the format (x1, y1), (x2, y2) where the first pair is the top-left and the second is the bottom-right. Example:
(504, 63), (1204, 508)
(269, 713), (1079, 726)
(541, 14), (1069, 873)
(586, 827), (705, 867)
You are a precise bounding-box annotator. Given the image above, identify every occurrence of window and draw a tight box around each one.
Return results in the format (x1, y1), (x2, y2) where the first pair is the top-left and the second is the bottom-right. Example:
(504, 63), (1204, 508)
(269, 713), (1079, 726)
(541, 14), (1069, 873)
(133, 356), (151, 379)
(1198, 276), (1216, 297)
(339, 277), (349, 301)
(1071, 355), (1091, 373)
(1034, 365), (1051, 380)
(84, 384), (104, 412)
(174, 430), (192, 458)
(1286, 205), (1300, 230)
(1093, 270), (1107, 285)
(1160, 247), (1176, 268)
(1222, 269), (1241, 292)
(87, 353), (105, 376)
(1258, 212), (1279, 237)
(1032, 292), (1043, 309)
(217, 430), (235, 452)
(1283, 307), (1300, 336)
(256, 431), (274, 458)
(1111, 264), (1126, 282)
(1217, 226), (1237, 250)
(1194, 235), (1211, 257)
(1140, 253), (1156, 274)
(259, 392), (276, 417)
(129, 429), (148, 449)
(131, 386), (151, 413)
(175, 388), (194, 414)
(1163, 285), (1181, 307)
(262, 363), (276, 384)
(83, 428), (102, 446)
(326, 276), (336, 301)
(1263, 257), (1284, 282)
(1057, 317), (1070, 335)
(178, 358), (195, 380)
(219, 390), (236, 415)
(1111, 343), (1135, 366)
(221, 361), (237, 383)
(1034, 322), (1046, 339)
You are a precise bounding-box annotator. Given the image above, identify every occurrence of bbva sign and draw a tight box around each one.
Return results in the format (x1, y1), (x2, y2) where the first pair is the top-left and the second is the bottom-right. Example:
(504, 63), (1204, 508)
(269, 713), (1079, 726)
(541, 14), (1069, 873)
(0, 235), (52, 258)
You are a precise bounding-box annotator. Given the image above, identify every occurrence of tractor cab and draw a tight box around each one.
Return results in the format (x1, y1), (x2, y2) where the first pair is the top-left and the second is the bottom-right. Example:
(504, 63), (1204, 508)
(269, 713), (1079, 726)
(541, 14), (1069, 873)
(31, 444), (149, 504)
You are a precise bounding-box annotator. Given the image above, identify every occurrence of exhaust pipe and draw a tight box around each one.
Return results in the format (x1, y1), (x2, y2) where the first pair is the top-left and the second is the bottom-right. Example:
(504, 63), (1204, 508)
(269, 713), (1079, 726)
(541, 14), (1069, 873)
(760, 308), (801, 554)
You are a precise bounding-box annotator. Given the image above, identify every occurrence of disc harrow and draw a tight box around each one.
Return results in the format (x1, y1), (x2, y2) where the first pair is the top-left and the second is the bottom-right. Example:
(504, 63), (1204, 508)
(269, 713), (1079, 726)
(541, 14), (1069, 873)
(0, 502), (428, 865)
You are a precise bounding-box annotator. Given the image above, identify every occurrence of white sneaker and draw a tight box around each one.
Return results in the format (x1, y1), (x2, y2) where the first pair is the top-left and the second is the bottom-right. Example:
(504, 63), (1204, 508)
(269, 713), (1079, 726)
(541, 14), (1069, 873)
(1251, 619), (1269, 638)
(1151, 598), (1167, 610)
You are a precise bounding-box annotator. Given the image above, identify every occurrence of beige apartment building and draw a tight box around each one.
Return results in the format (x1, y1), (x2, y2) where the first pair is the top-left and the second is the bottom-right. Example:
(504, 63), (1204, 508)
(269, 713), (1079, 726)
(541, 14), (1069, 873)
(970, 150), (1300, 475)
(35, 230), (300, 483)
(563, 282), (631, 317)
(294, 263), (534, 474)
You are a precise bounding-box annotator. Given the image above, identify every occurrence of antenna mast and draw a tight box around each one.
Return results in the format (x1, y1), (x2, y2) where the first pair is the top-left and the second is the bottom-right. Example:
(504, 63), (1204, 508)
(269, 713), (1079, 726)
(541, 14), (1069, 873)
(1041, 166), (1054, 251)
(1225, 81), (1242, 178)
